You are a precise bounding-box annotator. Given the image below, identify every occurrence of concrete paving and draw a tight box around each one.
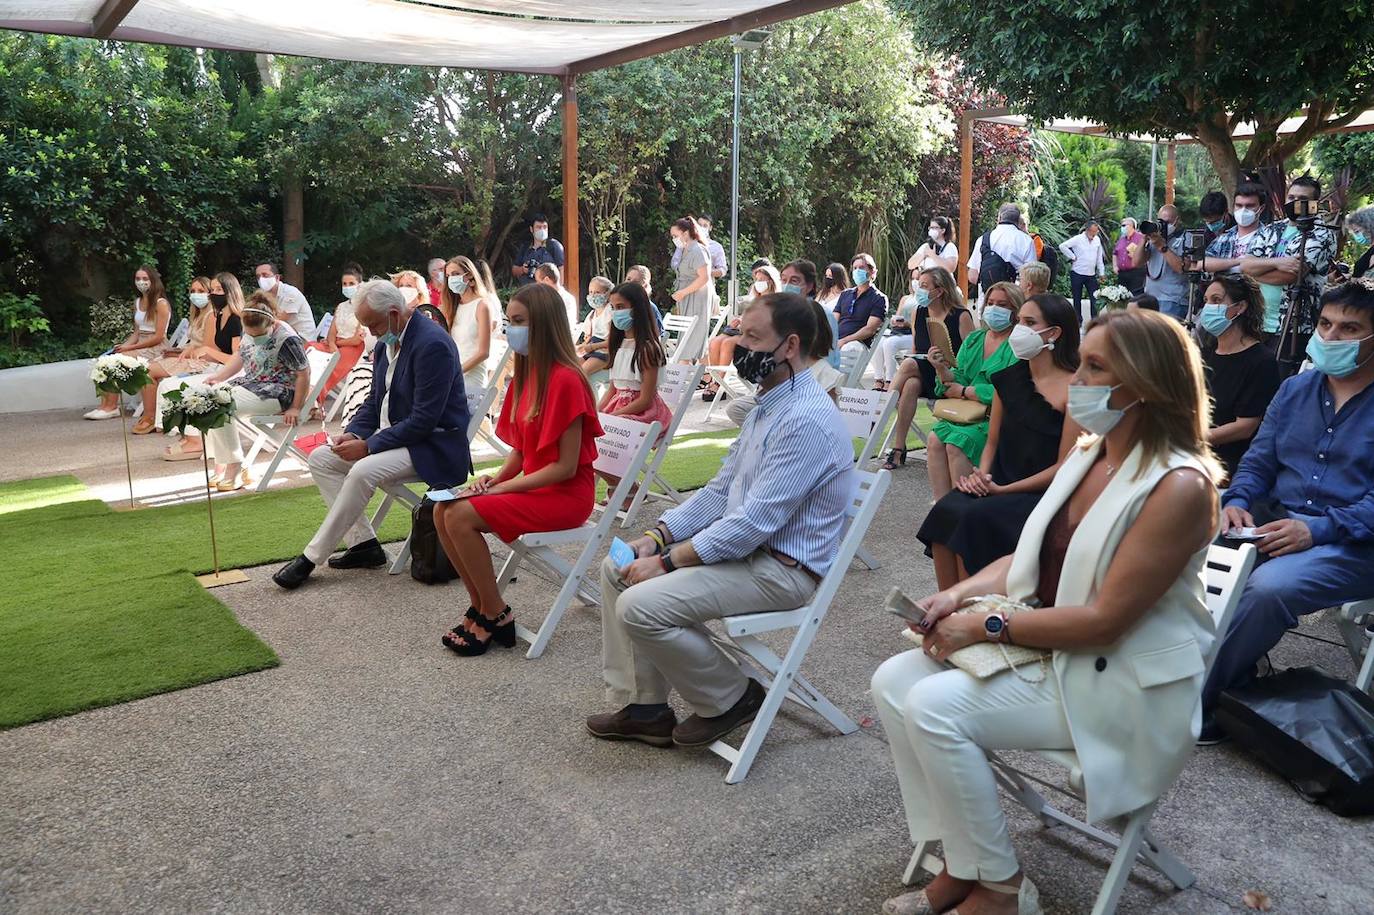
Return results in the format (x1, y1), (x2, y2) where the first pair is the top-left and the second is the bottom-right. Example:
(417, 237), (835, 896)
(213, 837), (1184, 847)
(3, 406), (1372, 914)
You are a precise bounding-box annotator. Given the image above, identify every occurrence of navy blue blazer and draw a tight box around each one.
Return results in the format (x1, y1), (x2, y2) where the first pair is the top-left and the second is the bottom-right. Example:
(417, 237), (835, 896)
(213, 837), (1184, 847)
(345, 312), (472, 487)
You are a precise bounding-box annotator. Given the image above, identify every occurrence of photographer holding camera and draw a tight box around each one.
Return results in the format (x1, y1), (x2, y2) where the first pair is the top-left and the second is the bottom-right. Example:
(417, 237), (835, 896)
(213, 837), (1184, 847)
(511, 213), (566, 287)
(1132, 203), (1190, 321)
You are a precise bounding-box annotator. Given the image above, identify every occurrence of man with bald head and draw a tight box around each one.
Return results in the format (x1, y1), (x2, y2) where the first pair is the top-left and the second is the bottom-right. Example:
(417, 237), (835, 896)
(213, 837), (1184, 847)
(274, 279), (472, 589)
(1132, 203), (1190, 321)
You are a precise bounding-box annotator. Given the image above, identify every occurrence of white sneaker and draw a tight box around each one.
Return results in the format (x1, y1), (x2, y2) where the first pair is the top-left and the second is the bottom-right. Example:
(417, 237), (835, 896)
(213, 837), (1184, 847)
(83, 407), (120, 420)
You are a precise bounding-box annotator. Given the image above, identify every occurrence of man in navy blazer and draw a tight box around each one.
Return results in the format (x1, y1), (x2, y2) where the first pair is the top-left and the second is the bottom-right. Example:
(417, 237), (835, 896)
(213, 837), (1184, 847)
(274, 279), (472, 589)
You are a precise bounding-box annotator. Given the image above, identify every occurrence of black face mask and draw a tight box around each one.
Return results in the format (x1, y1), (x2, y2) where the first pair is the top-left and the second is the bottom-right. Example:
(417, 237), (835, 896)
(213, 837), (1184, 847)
(208, 292), (228, 310)
(732, 338), (789, 385)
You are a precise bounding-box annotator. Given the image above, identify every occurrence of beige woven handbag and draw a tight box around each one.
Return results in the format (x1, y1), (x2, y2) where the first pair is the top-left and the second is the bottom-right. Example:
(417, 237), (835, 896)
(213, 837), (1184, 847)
(888, 588), (1051, 682)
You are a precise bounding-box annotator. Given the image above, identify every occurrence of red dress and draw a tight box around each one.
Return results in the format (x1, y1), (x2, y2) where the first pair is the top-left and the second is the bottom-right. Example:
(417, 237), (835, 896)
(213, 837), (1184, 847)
(469, 362), (604, 543)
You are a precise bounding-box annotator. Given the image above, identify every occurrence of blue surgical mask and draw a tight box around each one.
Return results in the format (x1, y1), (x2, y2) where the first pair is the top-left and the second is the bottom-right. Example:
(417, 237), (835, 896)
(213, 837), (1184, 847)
(914, 288), (931, 308)
(342, 285), (357, 300)
(377, 316), (399, 349)
(588, 293), (608, 308)
(611, 309), (634, 331)
(852, 268), (869, 286)
(506, 324), (530, 356)
(983, 304), (1013, 331)
(1068, 383), (1138, 436)
(1353, 230), (1370, 247)
(188, 292), (209, 308)
(1306, 329), (1374, 378)
(1199, 303), (1234, 337)
(1206, 218), (1227, 233)
(448, 276), (468, 294)
(781, 283), (802, 295)
(247, 333), (271, 347)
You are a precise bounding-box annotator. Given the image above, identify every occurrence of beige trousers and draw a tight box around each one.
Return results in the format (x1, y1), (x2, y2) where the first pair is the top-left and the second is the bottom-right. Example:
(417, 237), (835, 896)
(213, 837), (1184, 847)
(304, 445), (418, 565)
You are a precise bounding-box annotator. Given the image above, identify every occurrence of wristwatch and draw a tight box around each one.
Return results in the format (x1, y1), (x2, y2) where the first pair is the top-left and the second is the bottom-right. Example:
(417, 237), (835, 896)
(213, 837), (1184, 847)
(983, 612), (1009, 643)
(661, 548), (678, 574)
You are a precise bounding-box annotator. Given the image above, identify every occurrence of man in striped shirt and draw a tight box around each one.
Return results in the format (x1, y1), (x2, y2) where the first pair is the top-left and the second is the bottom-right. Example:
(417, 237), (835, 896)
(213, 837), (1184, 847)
(586, 293), (857, 749)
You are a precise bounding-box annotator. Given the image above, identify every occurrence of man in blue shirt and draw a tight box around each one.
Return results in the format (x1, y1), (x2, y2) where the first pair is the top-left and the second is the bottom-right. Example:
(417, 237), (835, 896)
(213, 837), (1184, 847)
(586, 292), (856, 749)
(1203, 279), (1374, 731)
(834, 252), (888, 355)
(511, 212), (565, 287)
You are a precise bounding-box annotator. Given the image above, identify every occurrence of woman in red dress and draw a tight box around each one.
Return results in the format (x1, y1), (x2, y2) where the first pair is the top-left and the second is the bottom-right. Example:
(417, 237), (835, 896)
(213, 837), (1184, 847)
(434, 283), (604, 656)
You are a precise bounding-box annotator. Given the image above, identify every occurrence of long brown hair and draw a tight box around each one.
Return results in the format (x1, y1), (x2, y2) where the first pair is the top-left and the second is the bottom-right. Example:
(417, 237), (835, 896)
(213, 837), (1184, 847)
(1085, 309), (1224, 483)
(510, 283), (593, 421)
(134, 264), (167, 314)
(441, 255), (490, 324)
(214, 272), (246, 319)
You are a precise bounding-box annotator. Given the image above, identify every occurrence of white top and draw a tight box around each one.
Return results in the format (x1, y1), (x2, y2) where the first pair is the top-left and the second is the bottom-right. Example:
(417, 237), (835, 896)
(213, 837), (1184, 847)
(818, 291), (842, 312)
(609, 342), (644, 390)
(333, 299), (360, 338)
(452, 295), (497, 383)
(273, 281), (317, 339)
(582, 305), (611, 341)
(557, 286), (579, 330)
(911, 241), (958, 271)
(1059, 232), (1108, 277)
(966, 224), (1037, 273)
(134, 302), (156, 334)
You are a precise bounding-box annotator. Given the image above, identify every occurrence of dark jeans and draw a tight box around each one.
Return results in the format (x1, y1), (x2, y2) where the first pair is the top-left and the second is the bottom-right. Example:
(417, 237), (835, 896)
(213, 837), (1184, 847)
(1070, 272), (1099, 324)
(1117, 266), (1146, 295)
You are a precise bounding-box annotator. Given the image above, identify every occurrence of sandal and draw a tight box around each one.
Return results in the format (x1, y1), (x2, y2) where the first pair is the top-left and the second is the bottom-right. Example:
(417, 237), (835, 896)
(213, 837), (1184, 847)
(131, 418), (156, 435)
(441, 606), (516, 656)
(163, 441), (204, 462)
(882, 448), (908, 470)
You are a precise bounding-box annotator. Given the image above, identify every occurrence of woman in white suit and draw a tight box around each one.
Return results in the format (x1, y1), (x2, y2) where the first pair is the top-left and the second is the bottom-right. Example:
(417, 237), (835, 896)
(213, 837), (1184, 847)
(873, 308), (1222, 915)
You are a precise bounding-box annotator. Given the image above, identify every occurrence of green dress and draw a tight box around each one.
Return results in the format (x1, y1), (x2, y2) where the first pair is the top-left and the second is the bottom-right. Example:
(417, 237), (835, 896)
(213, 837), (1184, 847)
(931, 327), (1017, 465)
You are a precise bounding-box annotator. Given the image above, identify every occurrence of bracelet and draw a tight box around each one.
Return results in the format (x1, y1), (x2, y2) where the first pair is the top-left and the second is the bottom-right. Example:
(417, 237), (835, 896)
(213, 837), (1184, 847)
(644, 529), (666, 554)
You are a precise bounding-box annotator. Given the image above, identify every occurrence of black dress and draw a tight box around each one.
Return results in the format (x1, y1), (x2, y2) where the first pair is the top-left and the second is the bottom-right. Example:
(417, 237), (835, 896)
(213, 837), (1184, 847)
(912, 305), (969, 393)
(916, 360), (1065, 573)
(1202, 341), (1280, 482)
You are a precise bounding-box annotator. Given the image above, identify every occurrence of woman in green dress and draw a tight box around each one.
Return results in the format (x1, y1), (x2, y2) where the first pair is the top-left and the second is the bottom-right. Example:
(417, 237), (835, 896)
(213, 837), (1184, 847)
(925, 281), (1024, 499)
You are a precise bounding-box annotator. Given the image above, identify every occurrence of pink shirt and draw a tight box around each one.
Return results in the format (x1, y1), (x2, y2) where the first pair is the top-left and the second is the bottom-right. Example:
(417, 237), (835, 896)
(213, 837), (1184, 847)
(1115, 231), (1144, 271)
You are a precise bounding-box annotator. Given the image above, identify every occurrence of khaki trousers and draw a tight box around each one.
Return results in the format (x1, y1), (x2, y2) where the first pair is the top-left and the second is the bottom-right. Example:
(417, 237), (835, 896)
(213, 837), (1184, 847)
(304, 445), (418, 564)
(600, 549), (815, 717)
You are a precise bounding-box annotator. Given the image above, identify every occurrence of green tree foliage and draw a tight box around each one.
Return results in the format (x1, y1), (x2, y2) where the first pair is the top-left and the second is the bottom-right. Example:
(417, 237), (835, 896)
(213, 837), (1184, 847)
(901, 0), (1374, 193)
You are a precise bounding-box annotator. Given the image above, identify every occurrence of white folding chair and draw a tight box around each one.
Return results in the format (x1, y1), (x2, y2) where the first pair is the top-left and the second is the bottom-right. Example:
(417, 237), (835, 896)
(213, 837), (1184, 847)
(1334, 598), (1374, 694)
(706, 469), (892, 783)
(612, 362), (703, 528)
(839, 316), (889, 387)
(834, 388), (897, 570)
(168, 317), (191, 349)
(314, 312), (334, 343)
(901, 542), (1258, 915)
(240, 349), (340, 492)
(370, 484), (422, 574)
(499, 415), (661, 659)
(662, 314), (701, 364)
(466, 347), (513, 457)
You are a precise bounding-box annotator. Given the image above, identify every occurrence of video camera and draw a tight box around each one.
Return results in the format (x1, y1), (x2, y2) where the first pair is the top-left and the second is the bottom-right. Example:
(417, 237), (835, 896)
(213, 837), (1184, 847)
(1284, 197), (1322, 229)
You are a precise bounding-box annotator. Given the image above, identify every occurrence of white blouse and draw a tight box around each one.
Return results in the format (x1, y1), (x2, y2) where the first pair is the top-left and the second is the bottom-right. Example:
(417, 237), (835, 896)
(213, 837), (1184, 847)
(609, 342), (645, 390)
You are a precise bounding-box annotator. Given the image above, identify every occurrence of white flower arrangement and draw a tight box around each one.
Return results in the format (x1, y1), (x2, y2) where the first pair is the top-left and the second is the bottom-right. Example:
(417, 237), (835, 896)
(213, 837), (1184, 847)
(1096, 284), (1133, 307)
(162, 381), (236, 435)
(90, 353), (152, 394)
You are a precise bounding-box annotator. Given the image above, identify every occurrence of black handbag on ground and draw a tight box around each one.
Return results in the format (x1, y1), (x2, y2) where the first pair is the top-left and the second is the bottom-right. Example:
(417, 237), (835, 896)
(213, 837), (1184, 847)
(409, 497), (458, 585)
(1216, 666), (1374, 816)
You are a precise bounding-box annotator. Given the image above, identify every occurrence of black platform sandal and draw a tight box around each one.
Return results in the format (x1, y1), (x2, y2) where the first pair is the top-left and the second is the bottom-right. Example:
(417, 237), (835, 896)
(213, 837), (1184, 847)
(441, 606), (516, 656)
(882, 447), (908, 470)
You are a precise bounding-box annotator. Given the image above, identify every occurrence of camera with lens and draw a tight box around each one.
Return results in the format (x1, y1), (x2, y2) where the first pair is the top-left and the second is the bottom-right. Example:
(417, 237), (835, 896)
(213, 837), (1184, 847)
(1139, 220), (1167, 237)
(1180, 229), (1209, 275)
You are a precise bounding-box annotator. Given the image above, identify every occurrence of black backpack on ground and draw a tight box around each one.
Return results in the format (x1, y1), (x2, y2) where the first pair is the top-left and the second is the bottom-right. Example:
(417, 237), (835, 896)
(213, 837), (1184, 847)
(410, 497), (459, 585)
(978, 231), (1018, 292)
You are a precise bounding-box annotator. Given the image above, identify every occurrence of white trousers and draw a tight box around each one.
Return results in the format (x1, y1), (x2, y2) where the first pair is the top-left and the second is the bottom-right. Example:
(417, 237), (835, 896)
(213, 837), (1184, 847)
(600, 549), (815, 717)
(875, 334), (914, 383)
(205, 387), (280, 465)
(870, 650), (1073, 881)
(304, 445), (418, 564)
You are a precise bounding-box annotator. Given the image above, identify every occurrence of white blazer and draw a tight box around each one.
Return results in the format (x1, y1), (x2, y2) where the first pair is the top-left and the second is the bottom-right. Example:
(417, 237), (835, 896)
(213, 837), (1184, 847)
(1005, 438), (1217, 823)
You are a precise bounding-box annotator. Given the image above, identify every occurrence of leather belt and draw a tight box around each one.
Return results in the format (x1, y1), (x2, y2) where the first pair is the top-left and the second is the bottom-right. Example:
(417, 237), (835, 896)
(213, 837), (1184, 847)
(768, 548), (822, 584)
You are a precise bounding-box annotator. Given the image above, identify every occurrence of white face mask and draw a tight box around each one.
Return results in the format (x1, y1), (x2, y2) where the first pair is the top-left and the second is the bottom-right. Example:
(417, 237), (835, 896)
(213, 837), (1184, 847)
(910, 278), (921, 294)
(1234, 207), (1258, 228)
(398, 285), (419, 305)
(672, 235), (685, 249)
(1068, 383), (1138, 436)
(753, 279), (769, 293)
(1008, 323), (1055, 360)
(257, 276), (275, 292)
(928, 228), (942, 242)
(533, 228), (548, 242)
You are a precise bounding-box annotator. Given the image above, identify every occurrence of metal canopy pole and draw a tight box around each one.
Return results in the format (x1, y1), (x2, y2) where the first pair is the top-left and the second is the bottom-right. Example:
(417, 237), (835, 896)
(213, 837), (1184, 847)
(1148, 142), (1158, 215)
(729, 46), (742, 318)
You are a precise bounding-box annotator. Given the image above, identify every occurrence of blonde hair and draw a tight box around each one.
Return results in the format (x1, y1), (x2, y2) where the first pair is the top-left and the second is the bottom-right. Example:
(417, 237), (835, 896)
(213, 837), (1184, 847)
(243, 290), (279, 332)
(985, 281), (1026, 314)
(391, 270), (430, 306)
(441, 256), (490, 323)
(213, 272), (246, 319)
(588, 275), (613, 294)
(919, 266), (966, 311)
(509, 283), (593, 421)
(188, 275), (214, 340)
(1085, 309), (1224, 483)
(1018, 262), (1051, 294)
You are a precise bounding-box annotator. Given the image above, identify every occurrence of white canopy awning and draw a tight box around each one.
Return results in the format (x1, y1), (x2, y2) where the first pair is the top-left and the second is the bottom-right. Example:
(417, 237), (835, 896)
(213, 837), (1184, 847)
(0, 0), (845, 74)
(974, 109), (1374, 144)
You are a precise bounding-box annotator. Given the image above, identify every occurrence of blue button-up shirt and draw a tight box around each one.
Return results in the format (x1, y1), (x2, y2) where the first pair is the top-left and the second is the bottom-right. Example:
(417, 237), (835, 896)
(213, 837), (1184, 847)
(660, 370), (856, 574)
(1225, 369), (1374, 545)
(834, 285), (888, 341)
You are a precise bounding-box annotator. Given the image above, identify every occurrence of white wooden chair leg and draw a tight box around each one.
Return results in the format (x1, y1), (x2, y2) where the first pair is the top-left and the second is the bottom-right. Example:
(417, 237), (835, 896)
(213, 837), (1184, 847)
(370, 493), (396, 529)
(902, 841), (941, 886)
(496, 544), (524, 589)
(787, 671), (858, 734)
(388, 534), (412, 575)
(715, 676), (789, 784)
(854, 543), (881, 571)
(1139, 828), (1195, 889)
(1358, 636), (1374, 693)
(254, 437), (292, 492)
(1090, 806), (1152, 915)
(517, 561), (582, 659)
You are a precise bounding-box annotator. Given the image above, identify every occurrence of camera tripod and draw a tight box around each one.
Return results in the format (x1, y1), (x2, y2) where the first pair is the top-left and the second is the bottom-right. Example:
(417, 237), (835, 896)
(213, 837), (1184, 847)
(1273, 215), (1321, 377)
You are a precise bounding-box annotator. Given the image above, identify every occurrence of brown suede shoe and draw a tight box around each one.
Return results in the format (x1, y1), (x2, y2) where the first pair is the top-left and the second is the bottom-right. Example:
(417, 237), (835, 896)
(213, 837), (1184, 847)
(671, 678), (766, 748)
(585, 706), (677, 748)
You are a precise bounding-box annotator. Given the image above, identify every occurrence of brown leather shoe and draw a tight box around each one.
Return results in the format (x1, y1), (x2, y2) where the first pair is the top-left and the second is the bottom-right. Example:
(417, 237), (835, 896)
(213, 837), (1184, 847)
(672, 678), (766, 747)
(585, 706), (677, 748)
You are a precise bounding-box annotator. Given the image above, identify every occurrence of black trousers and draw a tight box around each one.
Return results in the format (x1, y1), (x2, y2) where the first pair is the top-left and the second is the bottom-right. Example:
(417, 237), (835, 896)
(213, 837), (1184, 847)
(1070, 272), (1099, 324)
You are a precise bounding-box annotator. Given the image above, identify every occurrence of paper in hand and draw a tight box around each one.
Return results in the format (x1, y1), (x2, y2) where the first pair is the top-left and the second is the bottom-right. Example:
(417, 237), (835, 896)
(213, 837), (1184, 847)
(609, 537), (636, 569)
(426, 488), (458, 502)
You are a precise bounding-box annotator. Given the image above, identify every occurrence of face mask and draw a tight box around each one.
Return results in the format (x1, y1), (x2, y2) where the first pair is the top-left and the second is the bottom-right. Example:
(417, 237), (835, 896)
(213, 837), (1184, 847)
(257, 276), (275, 292)
(1199, 303), (1234, 337)
(928, 228), (942, 242)
(135, 280), (151, 293)
(247, 333), (271, 347)
(506, 324), (530, 355)
(1008, 323), (1054, 360)
(672, 235), (685, 249)
(209, 292), (227, 309)
(1353, 230), (1370, 247)
(732, 338), (787, 385)
(448, 275), (468, 294)
(342, 285), (357, 300)
(533, 229), (548, 242)
(1234, 207), (1258, 228)
(610, 309), (634, 331)
(1068, 383), (1137, 436)
(189, 292), (209, 308)
(983, 304), (1013, 331)
(910, 278), (921, 294)
(914, 288), (931, 307)
(399, 286), (419, 305)
(781, 283), (802, 295)
(753, 280), (769, 294)
(1306, 330), (1374, 378)
(853, 268), (869, 286)
(1205, 218), (1226, 233)
(588, 293), (608, 308)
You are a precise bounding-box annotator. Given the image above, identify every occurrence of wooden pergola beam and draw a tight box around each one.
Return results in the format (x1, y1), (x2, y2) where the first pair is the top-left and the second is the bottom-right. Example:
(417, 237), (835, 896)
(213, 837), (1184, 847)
(91, 0), (140, 39)
(957, 108), (1010, 292)
(561, 74), (580, 296)
(565, 0), (855, 75)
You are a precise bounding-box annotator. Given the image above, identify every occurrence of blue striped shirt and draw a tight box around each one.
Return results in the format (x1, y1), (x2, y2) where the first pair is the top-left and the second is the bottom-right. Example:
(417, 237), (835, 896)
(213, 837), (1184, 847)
(661, 369), (856, 575)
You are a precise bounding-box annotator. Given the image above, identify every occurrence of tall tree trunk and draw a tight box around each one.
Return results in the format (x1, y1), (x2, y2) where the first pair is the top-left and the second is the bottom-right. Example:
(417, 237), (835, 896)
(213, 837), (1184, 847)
(255, 54), (305, 292)
(1193, 116), (1242, 200)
